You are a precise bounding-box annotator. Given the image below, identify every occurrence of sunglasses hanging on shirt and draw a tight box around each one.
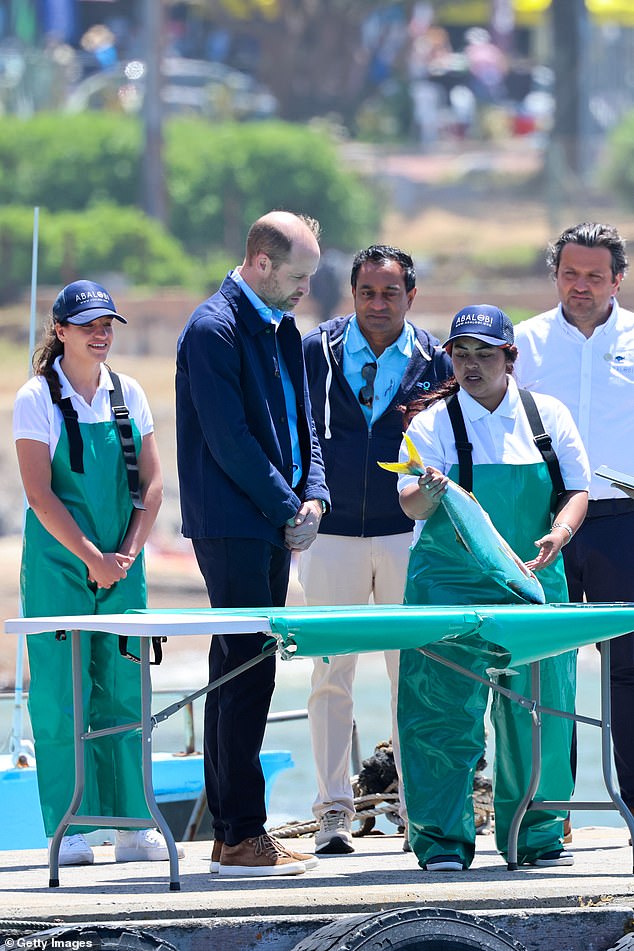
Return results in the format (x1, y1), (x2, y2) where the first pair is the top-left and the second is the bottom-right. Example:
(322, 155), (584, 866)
(358, 361), (377, 407)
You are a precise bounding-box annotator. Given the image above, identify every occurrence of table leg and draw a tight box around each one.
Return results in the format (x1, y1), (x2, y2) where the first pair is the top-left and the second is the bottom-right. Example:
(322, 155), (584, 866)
(139, 637), (181, 890)
(49, 630), (87, 887)
(507, 661), (542, 870)
(598, 640), (634, 871)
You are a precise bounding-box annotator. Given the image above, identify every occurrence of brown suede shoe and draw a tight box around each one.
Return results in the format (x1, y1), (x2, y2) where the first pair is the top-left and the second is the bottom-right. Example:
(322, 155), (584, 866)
(209, 839), (223, 874)
(218, 833), (306, 876)
(275, 839), (319, 870)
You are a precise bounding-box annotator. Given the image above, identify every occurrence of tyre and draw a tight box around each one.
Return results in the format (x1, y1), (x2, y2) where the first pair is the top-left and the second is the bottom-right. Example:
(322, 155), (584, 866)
(0, 926), (179, 951)
(290, 906), (527, 951)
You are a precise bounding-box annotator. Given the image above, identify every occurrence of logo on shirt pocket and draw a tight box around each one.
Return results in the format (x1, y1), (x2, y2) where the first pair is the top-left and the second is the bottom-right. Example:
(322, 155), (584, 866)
(604, 350), (634, 375)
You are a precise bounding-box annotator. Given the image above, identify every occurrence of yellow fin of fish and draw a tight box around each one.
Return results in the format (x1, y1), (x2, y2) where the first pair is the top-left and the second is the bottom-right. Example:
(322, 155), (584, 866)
(377, 431), (425, 476)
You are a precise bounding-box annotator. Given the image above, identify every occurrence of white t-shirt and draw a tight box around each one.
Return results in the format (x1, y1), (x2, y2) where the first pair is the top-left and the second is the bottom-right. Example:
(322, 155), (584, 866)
(14, 357), (153, 460)
(515, 300), (634, 500)
(397, 376), (590, 544)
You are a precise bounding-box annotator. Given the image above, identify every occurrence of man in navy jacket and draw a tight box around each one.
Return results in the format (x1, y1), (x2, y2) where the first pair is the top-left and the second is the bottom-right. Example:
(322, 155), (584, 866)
(300, 245), (452, 853)
(176, 211), (329, 876)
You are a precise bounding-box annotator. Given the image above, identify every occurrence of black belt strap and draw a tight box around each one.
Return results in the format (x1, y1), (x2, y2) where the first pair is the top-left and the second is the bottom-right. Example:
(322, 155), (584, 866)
(118, 635), (165, 665)
(58, 397), (84, 474)
(109, 371), (146, 511)
(446, 393), (474, 491)
(517, 388), (566, 502)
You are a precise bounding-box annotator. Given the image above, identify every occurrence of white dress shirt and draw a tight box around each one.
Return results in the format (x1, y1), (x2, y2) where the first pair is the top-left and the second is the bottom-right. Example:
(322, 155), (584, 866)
(515, 299), (634, 500)
(398, 376), (589, 544)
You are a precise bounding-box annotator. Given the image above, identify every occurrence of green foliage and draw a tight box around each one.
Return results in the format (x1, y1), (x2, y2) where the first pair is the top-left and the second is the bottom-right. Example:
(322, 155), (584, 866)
(164, 119), (381, 255)
(0, 205), (201, 303)
(0, 113), (142, 210)
(0, 113), (381, 298)
(603, 110), (634, 209)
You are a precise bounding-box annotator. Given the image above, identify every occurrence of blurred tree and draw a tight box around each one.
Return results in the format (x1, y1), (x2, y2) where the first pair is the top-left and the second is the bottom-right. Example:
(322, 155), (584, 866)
(551, 0), (588, 178)
(206, 0), (414, 124)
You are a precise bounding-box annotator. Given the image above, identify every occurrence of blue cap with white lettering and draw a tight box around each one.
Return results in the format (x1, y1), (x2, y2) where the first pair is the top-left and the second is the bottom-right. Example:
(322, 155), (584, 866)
(443, 304), (514, 349)
(53, 280), (127, 326)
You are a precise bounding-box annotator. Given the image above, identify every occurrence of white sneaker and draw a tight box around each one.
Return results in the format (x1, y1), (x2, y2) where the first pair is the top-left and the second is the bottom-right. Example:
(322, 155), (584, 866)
(114, 829), (184, 863)
(53, 834), (94, 866)
(424, 853), (465, 872)
(315, 810), (354, 854)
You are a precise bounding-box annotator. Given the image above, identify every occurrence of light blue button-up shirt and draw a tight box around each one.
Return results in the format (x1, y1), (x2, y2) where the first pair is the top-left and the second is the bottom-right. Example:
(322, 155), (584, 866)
(343, 316), (415, 427)
(231, 270), (302, 487)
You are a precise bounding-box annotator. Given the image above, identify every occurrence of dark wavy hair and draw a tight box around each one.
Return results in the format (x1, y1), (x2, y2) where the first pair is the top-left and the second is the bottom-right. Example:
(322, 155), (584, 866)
(547, 222), (628, 280)
(350, 245), (416, 292)
(32, 317), (64, 403)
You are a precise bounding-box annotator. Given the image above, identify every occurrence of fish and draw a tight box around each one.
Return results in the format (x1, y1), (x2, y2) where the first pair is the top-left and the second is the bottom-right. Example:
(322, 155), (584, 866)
(379, 432), (546, 605)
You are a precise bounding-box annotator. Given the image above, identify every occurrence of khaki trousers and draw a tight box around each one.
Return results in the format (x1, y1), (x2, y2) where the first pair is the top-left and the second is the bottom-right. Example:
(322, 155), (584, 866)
(298, 532), (411, 821)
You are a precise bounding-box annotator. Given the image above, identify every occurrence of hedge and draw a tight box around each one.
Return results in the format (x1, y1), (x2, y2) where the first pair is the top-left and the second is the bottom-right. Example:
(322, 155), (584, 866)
(164, 119), (381, 255)
(0, 113), (382, 282)
(0, 204), (202, 303)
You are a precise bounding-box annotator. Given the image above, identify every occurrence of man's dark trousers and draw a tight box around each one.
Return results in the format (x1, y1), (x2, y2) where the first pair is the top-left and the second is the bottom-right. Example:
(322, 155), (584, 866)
(192, 536), (291, 846)
(563, 502), (634, 811)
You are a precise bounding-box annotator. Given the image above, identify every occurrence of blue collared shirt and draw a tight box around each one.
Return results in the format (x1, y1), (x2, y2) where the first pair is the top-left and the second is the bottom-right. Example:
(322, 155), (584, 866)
(231, 269), (302, 487)
(343, 316), (415, 427)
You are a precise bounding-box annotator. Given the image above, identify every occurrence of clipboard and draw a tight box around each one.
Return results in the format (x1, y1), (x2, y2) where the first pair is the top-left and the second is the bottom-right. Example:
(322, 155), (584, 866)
(594, 465), (634, 491)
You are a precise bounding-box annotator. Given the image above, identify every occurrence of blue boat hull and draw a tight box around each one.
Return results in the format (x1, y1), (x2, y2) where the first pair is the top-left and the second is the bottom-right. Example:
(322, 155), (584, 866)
(0, 750), (294, 850)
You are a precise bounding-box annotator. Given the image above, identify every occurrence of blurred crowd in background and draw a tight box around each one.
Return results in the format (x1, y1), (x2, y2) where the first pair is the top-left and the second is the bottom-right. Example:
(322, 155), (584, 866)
(0, 0), (630, 150)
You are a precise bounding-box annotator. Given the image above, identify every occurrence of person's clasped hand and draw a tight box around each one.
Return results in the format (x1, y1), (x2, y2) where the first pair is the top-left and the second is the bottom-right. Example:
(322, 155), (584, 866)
(284, 500), (323, 551)
(87, 551), (133, 588)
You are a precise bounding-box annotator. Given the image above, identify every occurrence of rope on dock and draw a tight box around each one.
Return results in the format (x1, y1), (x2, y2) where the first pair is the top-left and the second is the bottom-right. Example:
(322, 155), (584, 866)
(268, 739), (494, 840)
(268, 792), (401, 838)
(269, 788), (494, 839)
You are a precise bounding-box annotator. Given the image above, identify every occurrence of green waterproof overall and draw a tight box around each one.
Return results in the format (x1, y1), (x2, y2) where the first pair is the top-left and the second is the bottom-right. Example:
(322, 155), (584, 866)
(21, 417), (151, 835)
(399, 460), (575, 868)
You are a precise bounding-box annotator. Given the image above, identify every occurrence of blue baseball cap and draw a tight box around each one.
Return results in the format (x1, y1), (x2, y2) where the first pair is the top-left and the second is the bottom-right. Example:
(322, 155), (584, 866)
(443, 304), (514, 348)
(53, 280), (127, 326)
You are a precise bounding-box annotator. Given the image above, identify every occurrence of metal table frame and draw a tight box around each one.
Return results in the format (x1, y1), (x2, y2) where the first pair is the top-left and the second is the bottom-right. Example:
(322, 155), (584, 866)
(7, 606), (634, 886)
(420, 639), (634, 871)
(5, 613), (274, 891)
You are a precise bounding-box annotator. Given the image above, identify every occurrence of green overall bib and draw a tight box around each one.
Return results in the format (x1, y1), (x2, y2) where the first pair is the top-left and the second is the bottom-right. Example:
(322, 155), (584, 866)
(399, 460), (575, 868)
(21, 417), (151, 835)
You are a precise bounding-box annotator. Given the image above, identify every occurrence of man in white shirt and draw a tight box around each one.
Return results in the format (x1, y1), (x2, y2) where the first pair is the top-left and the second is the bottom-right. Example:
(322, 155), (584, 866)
(515, 221), (634, 816)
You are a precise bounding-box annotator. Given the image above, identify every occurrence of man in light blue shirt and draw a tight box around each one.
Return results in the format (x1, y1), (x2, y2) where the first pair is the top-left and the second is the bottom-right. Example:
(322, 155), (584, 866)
(231, 268), (303, 487)
(301, 245), (453, 853)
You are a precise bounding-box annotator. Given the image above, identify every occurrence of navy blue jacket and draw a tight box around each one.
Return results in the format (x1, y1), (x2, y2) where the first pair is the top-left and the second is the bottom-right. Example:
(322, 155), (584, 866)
(303, 315), (453, 537)
(176, 276), (329, 547)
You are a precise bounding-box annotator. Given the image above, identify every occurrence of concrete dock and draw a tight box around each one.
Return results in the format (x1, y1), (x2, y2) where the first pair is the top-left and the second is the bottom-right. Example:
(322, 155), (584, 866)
(2, 826), (634, 951)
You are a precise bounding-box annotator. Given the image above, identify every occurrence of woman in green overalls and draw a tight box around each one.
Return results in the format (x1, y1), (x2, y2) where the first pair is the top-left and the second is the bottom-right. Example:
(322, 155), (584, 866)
(13, 280), (166, 866)
(396, 305), (589, 872)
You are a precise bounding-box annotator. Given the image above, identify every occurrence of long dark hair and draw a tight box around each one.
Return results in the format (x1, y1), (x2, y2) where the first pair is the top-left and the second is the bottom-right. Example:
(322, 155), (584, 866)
(32, 317), (64, 403)
(400, 344), (518, 429)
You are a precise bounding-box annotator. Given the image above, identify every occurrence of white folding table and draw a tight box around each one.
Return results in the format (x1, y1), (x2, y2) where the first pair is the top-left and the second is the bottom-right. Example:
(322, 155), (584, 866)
(5, 613), (275, 890)
(8, 602), (634, 888)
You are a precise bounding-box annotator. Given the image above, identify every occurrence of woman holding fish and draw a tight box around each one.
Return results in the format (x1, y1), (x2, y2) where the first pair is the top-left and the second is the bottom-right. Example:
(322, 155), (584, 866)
(389, 305), (589, 872)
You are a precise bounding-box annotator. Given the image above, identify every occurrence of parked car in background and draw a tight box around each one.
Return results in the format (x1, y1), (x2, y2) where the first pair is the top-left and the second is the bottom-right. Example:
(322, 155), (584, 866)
(65, 56), (278, 120)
